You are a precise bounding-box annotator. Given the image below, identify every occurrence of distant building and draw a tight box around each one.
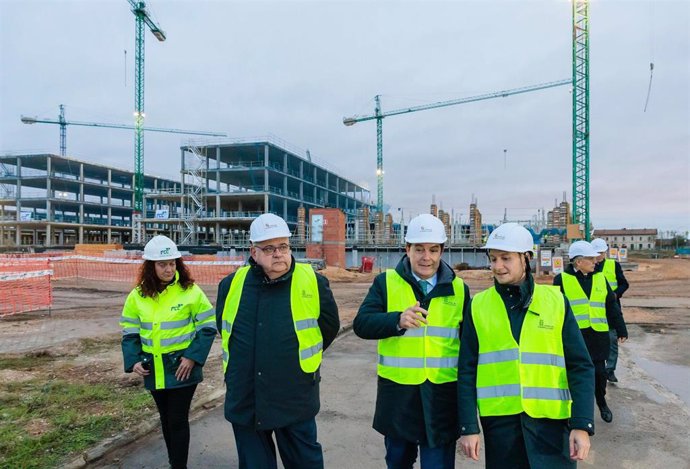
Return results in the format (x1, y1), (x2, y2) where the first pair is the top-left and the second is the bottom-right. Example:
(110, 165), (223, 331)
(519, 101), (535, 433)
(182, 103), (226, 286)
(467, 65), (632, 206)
(592, 228), (658, 250)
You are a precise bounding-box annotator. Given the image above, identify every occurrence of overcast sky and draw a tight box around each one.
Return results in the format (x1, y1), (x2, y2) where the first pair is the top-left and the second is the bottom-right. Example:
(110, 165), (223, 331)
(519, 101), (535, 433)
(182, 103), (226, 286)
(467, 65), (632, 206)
(1, 0), (688, 233)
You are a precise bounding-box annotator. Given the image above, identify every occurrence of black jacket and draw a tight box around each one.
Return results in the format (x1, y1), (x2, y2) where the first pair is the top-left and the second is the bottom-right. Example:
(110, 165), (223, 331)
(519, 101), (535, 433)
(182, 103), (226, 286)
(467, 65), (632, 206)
(215, 257), (340, 430)
(458, 273), (595, 437)
(353, 255), (471, 447)
(595, 259), (629, 299)
(553, 265), (628, 361)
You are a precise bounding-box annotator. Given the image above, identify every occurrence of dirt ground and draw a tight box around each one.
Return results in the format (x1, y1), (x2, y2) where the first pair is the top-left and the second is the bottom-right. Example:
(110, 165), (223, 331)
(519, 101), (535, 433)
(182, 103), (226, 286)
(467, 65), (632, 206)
(1, 257), (688, 466)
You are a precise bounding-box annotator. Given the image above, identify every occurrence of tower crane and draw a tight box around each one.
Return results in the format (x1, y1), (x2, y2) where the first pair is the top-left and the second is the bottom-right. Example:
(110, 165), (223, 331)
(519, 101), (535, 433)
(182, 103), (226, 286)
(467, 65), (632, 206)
(343, 79), (571, 214)
(572, 0), (590, 239)
(21, 104), (227, 156)
(127, 0), (165, 243)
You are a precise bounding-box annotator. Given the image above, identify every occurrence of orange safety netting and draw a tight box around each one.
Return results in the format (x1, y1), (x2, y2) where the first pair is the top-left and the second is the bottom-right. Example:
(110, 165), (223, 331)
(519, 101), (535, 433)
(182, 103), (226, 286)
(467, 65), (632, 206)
(0, 261), (53, 317)
(0, 253), (244, 287)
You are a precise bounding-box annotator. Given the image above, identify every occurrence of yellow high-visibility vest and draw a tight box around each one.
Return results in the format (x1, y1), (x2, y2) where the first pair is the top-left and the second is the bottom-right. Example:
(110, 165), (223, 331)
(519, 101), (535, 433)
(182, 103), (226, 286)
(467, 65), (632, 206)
(378, 270), (464, 385)
(602, 259), (618, 291)
(562, 272), (609, 332)
(472, 284), (571, 419)
(221, 263), (322, 374)
(120, 272), (216, 389)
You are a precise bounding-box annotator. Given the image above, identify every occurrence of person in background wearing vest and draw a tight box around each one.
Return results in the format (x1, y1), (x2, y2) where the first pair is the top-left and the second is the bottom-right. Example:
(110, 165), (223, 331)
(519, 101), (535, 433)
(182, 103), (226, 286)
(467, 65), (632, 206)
(215, 213), (339, 469)
(458, 223), (594, 468)
(120, 235), (217, 469)
(354, 213), (470, 469)
(553, 240), (628, 424)
(591, 238), (629, 384)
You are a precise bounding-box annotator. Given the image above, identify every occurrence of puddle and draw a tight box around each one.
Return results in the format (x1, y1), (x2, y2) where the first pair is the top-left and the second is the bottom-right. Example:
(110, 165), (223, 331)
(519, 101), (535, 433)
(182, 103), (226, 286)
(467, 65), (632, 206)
(631, 355), (690, 407)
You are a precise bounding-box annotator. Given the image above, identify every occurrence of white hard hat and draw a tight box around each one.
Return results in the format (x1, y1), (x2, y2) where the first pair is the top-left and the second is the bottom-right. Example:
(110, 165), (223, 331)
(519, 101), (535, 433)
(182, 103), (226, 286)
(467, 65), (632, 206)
(250, 213), (292, 243)
(482, 223), (534, 253)
(142, 235), (181, 261)
(568, 240), (599, 259)
(405, 214), (447, 244)
(590, 238), (608, 253)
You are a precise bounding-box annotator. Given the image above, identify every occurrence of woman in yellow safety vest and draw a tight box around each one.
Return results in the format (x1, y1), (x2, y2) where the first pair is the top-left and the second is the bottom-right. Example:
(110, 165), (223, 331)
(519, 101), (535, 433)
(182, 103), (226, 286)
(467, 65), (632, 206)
(458, 223), (595, 469)
(553, 240), (628, 424)
(120, 235), (216, 469)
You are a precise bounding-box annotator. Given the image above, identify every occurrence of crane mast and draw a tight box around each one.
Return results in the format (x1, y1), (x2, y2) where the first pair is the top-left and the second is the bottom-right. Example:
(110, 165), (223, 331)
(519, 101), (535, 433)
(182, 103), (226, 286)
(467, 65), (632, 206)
(128, 0), (166, 243)
(572, 0), (590, 239)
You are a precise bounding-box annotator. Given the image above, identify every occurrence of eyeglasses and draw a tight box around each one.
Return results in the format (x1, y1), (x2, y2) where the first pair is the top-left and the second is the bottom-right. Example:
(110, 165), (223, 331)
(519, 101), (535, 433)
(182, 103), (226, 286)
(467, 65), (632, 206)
(254, 243), (291, 255)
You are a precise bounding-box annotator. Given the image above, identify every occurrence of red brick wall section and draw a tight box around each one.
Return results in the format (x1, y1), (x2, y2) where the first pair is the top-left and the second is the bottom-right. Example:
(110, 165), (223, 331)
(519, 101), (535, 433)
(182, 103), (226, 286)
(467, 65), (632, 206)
(308, 208), (346, 267)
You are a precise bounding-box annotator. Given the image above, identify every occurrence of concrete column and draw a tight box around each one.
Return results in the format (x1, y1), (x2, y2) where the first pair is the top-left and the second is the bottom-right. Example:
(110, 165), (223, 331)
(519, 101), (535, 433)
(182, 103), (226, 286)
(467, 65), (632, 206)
(15, 157), (22, 245)
(299, 160), (304, 202)
(216, 194), (220, 218)
(79, 164), (84, 224)
(215, 222), (220, 244)
(107, 228), (112, 244)
(46, 223), (52, 247)
(79, 226), (84, 244)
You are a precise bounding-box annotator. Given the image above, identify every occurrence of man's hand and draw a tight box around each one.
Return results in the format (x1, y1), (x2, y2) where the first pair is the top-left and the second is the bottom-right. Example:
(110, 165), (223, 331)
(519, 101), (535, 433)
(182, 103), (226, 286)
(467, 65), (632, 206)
(618, 336), (628, 344)
(569, 429), (591, 461)
(175, 357), (195, 381)
(459, 434), (481, 461)
(398, 302), (428, 329)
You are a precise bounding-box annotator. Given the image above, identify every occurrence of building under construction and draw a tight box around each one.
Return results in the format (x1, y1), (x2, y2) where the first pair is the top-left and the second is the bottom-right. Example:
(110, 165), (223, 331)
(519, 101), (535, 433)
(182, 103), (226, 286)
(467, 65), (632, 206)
(0, 153), (181, 247)
(0, 138), (375, 248)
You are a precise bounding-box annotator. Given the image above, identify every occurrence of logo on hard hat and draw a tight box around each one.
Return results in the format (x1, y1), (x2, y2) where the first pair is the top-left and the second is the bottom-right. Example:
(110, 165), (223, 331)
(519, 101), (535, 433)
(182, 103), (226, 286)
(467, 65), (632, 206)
(160, 247), (171, 255)
(264, 223), (278, 229)
(493, 233), (505, 240)
(420, 226), (432, 233)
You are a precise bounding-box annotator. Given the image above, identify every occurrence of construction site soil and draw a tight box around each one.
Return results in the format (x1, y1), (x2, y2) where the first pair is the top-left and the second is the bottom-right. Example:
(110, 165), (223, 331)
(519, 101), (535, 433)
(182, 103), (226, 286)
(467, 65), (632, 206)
(1, 258), (688, 467)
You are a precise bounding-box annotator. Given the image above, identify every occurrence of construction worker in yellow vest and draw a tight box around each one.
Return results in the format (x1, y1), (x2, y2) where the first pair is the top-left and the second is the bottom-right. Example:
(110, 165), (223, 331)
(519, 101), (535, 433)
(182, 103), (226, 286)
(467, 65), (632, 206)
(215, 213), (340, 469)
(459, 223), (594, 469)
(553, 240), (628, 424)
(354, 213), (470, 469)
(591, 237), (629, 384)
(120, 235), (217, 469)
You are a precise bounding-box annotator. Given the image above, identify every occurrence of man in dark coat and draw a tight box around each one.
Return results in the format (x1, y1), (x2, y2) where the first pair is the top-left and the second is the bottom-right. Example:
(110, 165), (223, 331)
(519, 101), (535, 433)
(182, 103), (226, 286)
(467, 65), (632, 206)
(554, 240), (628, 424)
(216, 213), (340, 469)
(591, 238), (630, 383)
(354, 214), (470, 469)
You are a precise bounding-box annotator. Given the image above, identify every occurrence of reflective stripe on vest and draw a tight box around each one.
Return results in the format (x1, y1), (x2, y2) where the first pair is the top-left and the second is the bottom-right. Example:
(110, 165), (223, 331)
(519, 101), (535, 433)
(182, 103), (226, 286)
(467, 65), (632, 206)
(472, 284), (571, 419)
(562, 272), (609, 332)
(378, 270), (465, 385)
(602, 259), (618, 290)
(221, 264), (322, 374)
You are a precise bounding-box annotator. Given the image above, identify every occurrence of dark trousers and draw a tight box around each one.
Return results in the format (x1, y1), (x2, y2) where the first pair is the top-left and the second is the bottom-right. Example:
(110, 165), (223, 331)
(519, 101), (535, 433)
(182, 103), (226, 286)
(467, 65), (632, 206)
(150, 384), (197, 469)
(606, 329), (619, 372)
(384, 436), (456, 469)
(480, 413), (575, 469)
(231, 418), (323, 469)
(594, 359), (608, 408)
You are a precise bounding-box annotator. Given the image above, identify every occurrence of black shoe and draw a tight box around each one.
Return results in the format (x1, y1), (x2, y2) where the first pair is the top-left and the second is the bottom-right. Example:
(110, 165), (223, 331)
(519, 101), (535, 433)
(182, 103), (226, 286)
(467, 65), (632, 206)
(600, 405), (613, 423)
(607, 371), (618, 383)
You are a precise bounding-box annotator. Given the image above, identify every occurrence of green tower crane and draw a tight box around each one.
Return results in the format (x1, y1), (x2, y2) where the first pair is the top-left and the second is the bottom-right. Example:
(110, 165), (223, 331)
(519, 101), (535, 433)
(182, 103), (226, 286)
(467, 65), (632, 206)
(343, 79), (571, 214)
(572, 0), (590, 239)
(21, 105), (227, 156)
(127, 0), (166, 243)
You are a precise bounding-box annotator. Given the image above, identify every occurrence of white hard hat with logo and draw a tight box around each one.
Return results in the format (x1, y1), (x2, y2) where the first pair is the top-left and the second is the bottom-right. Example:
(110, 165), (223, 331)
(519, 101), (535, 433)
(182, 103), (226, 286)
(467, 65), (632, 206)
(250, 213), (292, 243)
(405, 214), (447, 244)
(482, 223), (534, 253)
(590, 238), (609, 253)
(568, 240), (599, 259)
(142, 235), (181, 261)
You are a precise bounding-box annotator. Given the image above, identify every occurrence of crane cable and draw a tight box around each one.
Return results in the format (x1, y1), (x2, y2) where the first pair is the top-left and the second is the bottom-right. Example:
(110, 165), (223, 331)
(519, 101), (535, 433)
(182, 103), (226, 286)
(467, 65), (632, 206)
(644, 1), (655, 112)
